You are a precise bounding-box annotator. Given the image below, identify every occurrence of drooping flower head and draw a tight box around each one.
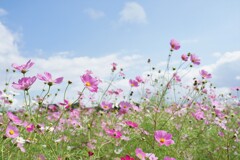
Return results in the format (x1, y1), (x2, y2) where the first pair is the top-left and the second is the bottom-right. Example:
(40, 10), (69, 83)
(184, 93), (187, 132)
(37, 72), (63, 86)
(181, 54), (188, 61)
(101, 101), (113, 110)
(80, 73), (100, 92)
(170, 39), (180, 50)
(12, 59), (34, 74)
(6, 124), (19, 138)
(135, 148), (146, 160)
(12, 76), (36, 90)
(200, 70), (212, 79)
(190, 54), (201, 65)
(111, 62), (117, 72)
(154, 130), (174, 146)
(129, 79), (139, 87)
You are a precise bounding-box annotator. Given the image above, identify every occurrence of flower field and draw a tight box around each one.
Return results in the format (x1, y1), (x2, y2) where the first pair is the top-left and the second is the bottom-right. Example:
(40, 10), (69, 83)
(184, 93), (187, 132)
(0, 40), (239, 160)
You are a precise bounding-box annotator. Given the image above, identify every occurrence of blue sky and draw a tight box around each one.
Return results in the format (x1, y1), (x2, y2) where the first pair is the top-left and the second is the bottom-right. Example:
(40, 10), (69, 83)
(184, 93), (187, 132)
(1, 0), (239, 64)
(0, 0), (240, 95)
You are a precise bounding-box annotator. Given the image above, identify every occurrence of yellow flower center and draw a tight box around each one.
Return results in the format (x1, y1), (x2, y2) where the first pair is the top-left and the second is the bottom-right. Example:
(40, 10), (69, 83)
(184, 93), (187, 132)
(9, 130), (15, 135)
(123, 106), (127, 108)
(103, 106), (109, 109)
(160, 138), (165, 143)
(85, 82), (91, 87)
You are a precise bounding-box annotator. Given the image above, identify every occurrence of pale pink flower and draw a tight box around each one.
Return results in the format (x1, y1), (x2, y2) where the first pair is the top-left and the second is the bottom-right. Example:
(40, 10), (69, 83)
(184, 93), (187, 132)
(192, 109), (205, 120)
(129, 79), (139, 87)
(173, 73), (181, 82)
(12, 76), (36, 90)
(190, 54), (201, 65)
(37, 72), (63, 85)
(101, 101), (113, 110)
(146, 153), (158, 160)
(59, 99), (71, 109)
(111, 62), (117, 71)
(170, 39), (180, 50)
(6, 124), (19, 138)
(200, 70), (212, 79)
(12, 59), (34, 74)
(135, 148), (146, 160)
(80, 73), (100, 92)
(154, 130), (174, 146)
(136, 76), (144, 83)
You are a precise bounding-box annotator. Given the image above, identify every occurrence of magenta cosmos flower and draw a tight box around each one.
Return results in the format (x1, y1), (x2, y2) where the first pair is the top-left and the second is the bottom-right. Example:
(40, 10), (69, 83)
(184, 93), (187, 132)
(37, 72), (63, 86)
(135, 148), (146, 160)
(105, 129), (122, 139)
(59, 99), (71, 109)
(6, 124), (19, 138)
(190, 54), (201, 65)
(164, 156), (176, 160)
(100, 101), (113, 110)
(154, 130), (174, 146)
(12, 59), (34, 74)
(200, 70), (212, 79)
(121, 155), (135, 160)
(125, 121), (138, 128)
(170, 39), (180, 50)
(80, 73), (100, 92)
(12, 76), (36, 90)
(129, 79), (139, 87)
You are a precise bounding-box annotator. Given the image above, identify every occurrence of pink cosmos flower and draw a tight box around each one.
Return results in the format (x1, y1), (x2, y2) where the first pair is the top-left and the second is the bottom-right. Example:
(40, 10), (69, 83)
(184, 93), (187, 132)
(164, 156), (176, 160)
(170, 39), (180, 50)
(105, 129), (122, 139)
(12, 59), (34, 74)
(190, 54), (201, 65)
(25, 124), (35, 132)
(125, 121), (138, 128)
(136, 76), (144, 83)
(181, 54), (188, 61)
(100, 101), (113, 110)
(7, 112), (22, 124)
(80, 73), (100, 92)
(121, 155), (135, 160)
(12, 76), (37, 90)
(111, 62), (117, 71)
(135, 148), (146, 160)
(154, 130), (174, 146)
(129, 79), (139, 87)
(146, 153), (158, 160)
(6, 124), (19, 138)
(200, 70), (212, 79)
(59, 99), (71, 109)
(173, 73), (181, 82)
(119, 101), (132, 114)
(37, 72), (63, 86)
(192, 109), (205, 120)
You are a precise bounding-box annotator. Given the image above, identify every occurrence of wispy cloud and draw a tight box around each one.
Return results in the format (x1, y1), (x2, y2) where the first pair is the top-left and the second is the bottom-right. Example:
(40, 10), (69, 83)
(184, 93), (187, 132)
(84, 8), (105, 19)
(119, 2), (147, 24)
(0, 8), (7, 16)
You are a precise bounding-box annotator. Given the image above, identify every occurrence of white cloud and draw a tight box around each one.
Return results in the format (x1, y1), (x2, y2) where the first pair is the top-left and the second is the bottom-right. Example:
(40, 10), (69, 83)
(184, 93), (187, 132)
(236, 76), (240, 80)
(84, 8), (105, 19)
(119, 2), (147, 24)
(0, 8), (7, 16)
(0, 22), (146, 108)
